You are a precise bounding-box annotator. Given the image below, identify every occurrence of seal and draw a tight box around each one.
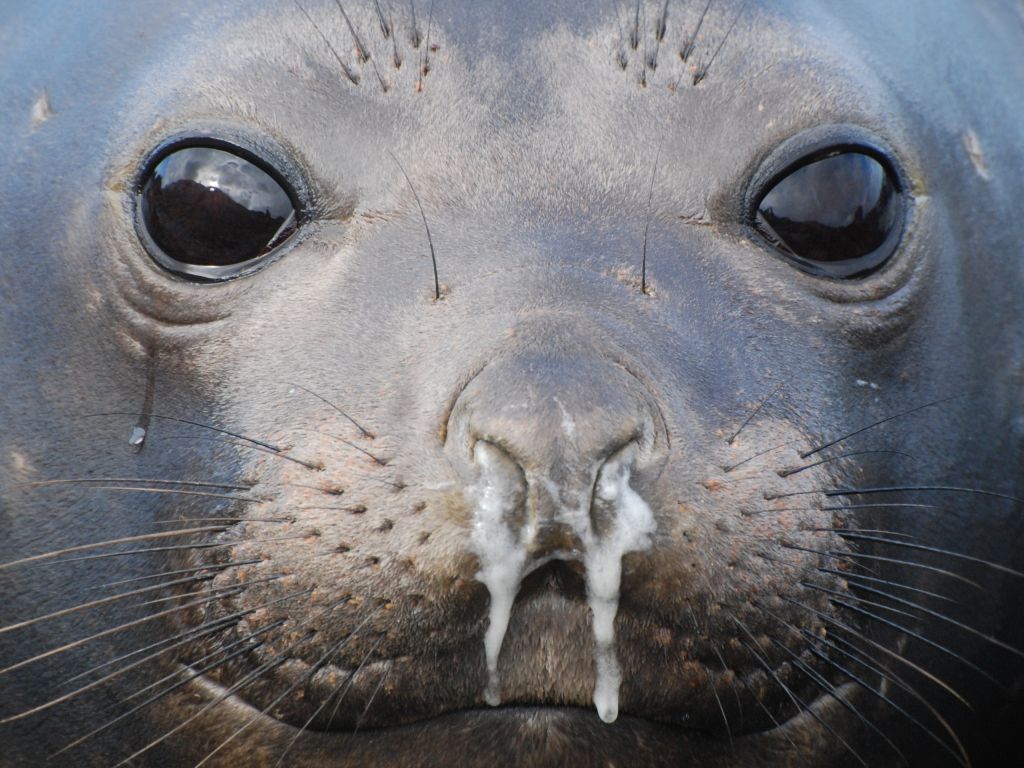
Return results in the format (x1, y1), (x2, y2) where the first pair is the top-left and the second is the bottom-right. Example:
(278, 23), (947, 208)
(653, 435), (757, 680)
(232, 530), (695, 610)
(1, 1), (1022, 766)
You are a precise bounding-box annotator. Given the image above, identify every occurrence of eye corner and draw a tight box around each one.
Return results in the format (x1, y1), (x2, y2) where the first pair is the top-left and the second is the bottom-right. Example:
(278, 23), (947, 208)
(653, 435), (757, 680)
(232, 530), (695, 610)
(133, 130), (310, 282)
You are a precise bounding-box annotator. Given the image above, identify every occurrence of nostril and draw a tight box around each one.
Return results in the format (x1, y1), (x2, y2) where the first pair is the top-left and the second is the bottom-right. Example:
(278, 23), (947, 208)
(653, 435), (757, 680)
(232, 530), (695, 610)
(471, 440), (527, 498)
(594, 441), (641, 504)
(471, 436), (518, 469)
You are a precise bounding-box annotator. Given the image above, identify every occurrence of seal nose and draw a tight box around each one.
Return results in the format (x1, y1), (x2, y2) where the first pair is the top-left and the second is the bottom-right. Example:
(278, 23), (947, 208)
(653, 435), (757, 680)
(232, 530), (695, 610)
(447, 354), (664, 714)
(446, 354), (662, 554)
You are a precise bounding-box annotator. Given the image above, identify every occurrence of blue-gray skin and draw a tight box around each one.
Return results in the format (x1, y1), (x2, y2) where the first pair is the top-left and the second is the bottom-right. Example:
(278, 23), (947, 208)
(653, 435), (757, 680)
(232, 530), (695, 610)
(0, 1), (1022, 766)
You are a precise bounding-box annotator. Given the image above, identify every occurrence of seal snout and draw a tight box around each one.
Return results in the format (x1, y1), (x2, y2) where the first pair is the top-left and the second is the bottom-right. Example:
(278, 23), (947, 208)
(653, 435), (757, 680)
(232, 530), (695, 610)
(445, 353), (664, 720)
(446, 352), (664, 546)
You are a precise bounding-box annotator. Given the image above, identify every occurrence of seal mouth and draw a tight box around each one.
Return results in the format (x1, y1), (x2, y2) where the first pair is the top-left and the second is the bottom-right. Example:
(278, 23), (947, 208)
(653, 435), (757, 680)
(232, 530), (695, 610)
(183, 671), (861, 765)
(191, 573), (841, 738)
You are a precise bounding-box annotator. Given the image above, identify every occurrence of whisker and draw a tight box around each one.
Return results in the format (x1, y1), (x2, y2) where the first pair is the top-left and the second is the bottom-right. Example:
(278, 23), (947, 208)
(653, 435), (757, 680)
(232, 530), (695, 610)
(807, 581), (1018, 675)
(800, 396), (959, 458)
(781, 596), (973, 709)
(0, 526), (230, 570)
(111, 648), (299, 768)
(846, 579), (1021, 656)
(318, 432), (388, 465)
(268, 613), (383, 767)
(135, 574), (282, 609)
(49, 625), (283, 759)
(287, 383), (375, 438)
(822, 502), (945, 513)
(0, 571), (221, 636)
(143, 518), (290, 527)
(157, 434), (323, 471)
(128, 593), (341, 710)
(686, 606), (733, 749)
(98, 560), (262, 589)
(830, 531), (1024, 579)
(681, 0), (713, 62)
(61, 594), (279, 685)
(295, 0), (360, 84)
(781, 543), (982, 590)
(638, 0), (648, 86)
(802, 630), (970, 767)
(733, 617), (867, 767)
(81, 412), (283, 452)
(334, 0), (388, 90)
(373, 0), (390, 36)
(727, 655), (802, 750)
(710, 645), (745, 732)
(808, 527), (916, 539)
(826, 484), (1024, 505)
(692, 1), (746, 86)
(765, 489), (829, 501)
(742, 504), (822, 516)
(2, 617), (239, 725)
(113, 594), (348, 767)
(333, 0), (369, 61)
(759, 599), (964, 766)
(630, 0), (641, 51)
(352, 657), (390, 734)
(819, 567), (957, 605)
(723, 440), (797, 473)
(0, 585), (269, 678)
(408, 0), (421, 48)
(53, 591), (319, 754)
(15, 477), (252, 491)
(764, 634), (906, 764)
(72, 486), (266, 503)
(39, 535), (308, 567)
(194, 627), (369, 768)
(657, 0), (671, 39)
(388, 149), (440, 299)
(763, 546), (880, 578)
(417, 0), (435, 87)
(322, 633), (386, 732)
(640, 142), (662, 295)
(120, 624), (285, 709)
(727, 381), (785, 445)
(388, 4), (402, 67)
(778, 450), (916, 478)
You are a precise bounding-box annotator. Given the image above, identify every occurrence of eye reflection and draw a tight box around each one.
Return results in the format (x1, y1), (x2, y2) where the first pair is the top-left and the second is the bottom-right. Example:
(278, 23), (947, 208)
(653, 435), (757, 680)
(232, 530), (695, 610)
(139, 145), (297, 277)
(755, 151), (903, 279)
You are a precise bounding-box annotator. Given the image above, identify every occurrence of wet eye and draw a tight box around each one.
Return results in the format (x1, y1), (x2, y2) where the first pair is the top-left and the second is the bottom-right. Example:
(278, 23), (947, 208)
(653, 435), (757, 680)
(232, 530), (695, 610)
(754, 150), (904, 279)
(138, 144), (298, 280)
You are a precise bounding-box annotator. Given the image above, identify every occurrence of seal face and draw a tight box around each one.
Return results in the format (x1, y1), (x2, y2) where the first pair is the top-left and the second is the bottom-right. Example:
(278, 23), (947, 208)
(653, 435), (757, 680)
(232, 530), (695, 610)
(1, 1), (1023, 767)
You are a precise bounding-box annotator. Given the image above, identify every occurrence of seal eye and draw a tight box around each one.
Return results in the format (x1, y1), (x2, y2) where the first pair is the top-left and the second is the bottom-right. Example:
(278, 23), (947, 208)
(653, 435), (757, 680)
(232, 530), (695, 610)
(754, 151), (903, 279)
(138, 145), (297, 280)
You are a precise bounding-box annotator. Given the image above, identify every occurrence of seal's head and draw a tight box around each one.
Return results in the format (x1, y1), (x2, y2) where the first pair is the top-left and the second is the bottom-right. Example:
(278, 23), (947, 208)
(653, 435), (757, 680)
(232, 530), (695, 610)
(1, 1), (1023, 766)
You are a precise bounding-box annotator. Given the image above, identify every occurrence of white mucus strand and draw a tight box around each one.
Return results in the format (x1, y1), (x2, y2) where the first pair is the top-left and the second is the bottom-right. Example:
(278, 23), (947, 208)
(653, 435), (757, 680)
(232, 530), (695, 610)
(468, 440), (656, 723)
(469, 442), (529, 707)
(582, 451), (656, 724)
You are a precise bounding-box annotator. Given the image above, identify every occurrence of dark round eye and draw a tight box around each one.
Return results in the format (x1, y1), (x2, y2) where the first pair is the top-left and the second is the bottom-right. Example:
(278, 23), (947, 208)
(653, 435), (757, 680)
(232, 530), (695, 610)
(754, 150), (904, 279)
(138, 145), (297, 279)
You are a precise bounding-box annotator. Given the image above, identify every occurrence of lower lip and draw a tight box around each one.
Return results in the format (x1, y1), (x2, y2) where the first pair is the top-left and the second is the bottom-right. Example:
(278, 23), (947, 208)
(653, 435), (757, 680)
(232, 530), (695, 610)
(177, 672), (860, 766)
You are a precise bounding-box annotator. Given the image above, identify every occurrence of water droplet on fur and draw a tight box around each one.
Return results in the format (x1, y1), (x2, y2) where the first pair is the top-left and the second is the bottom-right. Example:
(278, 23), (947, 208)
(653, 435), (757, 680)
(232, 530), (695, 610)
(129, 426), (147, 448)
